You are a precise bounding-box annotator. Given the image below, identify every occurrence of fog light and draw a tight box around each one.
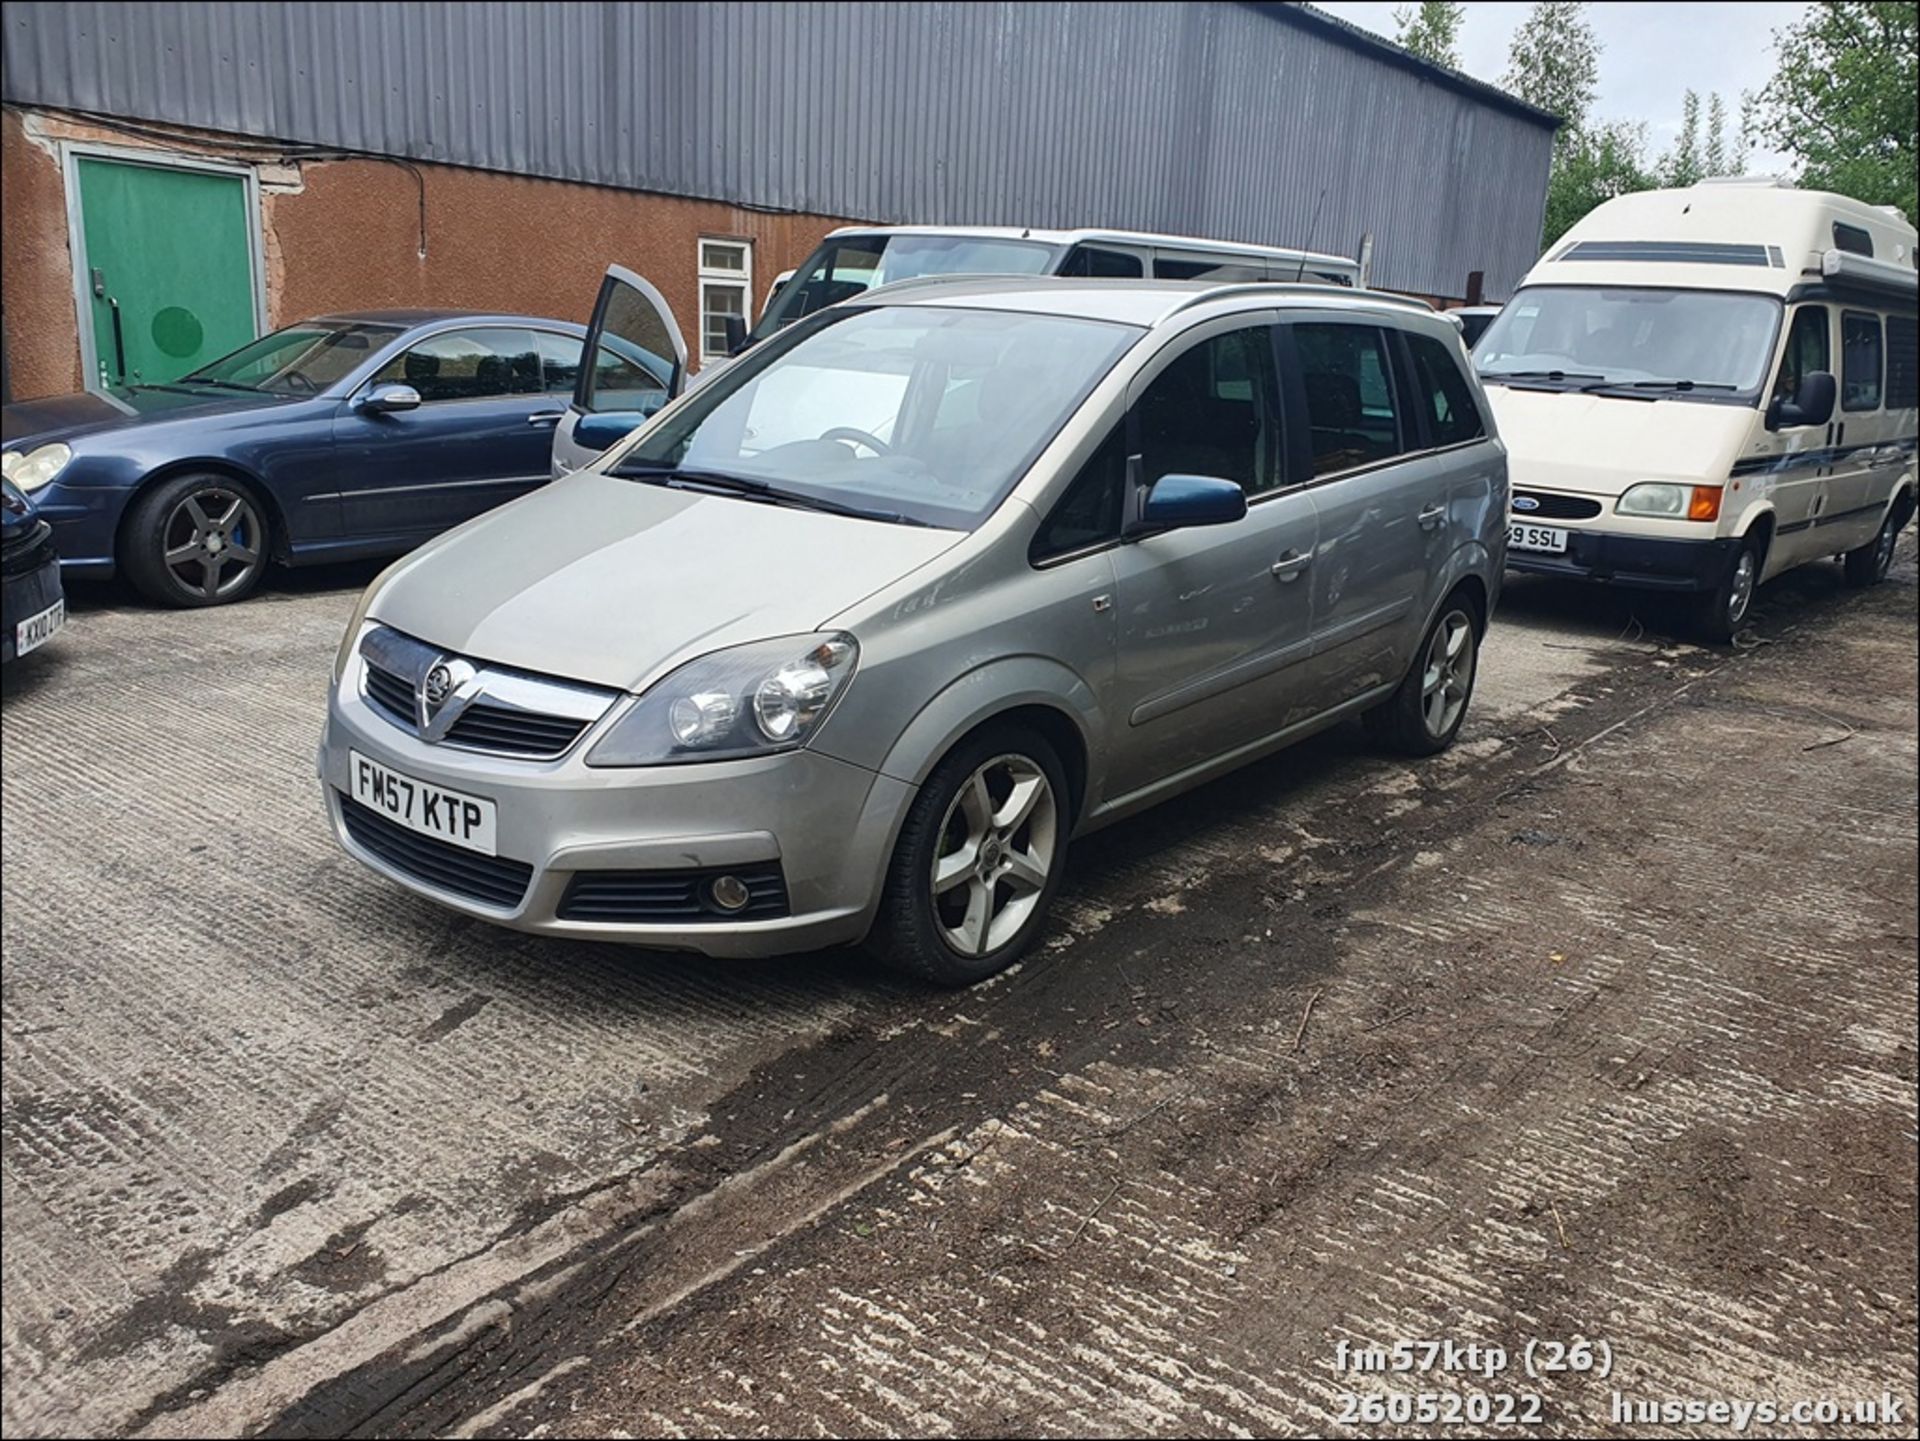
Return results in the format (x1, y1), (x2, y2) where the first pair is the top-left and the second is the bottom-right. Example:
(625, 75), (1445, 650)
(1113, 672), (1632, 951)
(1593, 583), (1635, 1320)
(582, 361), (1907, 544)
(709, 875), (752, 912)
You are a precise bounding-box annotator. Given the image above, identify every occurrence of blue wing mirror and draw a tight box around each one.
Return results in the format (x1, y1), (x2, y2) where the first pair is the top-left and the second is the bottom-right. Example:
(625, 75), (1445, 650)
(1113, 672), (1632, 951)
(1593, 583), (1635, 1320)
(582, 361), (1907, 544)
(356, 382), (421, 413)
(1131, 473), (1248, 534)
(572, 410), (652, 452)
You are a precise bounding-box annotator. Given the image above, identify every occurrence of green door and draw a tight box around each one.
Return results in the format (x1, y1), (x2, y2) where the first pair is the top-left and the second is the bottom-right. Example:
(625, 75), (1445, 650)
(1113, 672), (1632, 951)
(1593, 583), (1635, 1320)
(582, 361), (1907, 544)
(75, 156), (257, 390)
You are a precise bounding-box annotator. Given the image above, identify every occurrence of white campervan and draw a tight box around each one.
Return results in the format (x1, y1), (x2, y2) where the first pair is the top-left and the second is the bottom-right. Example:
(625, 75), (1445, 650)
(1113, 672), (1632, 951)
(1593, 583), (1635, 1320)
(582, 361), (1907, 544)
(1477, 179), (1918, 639)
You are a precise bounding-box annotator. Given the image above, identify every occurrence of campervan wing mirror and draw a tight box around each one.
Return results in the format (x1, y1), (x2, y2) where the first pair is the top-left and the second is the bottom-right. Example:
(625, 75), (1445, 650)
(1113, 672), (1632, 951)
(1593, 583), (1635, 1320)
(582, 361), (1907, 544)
(1769, 370), (1836, 430)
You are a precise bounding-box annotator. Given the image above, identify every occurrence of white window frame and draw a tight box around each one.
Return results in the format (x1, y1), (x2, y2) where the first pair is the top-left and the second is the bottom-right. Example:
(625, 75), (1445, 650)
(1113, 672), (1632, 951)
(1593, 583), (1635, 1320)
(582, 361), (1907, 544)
(697, 237), (754, 366)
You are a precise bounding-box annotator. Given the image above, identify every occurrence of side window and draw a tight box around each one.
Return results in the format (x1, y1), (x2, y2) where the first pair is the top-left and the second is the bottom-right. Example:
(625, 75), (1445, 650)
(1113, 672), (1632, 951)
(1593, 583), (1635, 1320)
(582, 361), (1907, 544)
(1885, 314), (1919, 411)
(698, 238), (753, 365)
(1406, 333), (1486, 447)
(1136, 326), (1283, 495)
(1841, 311), (1883, 411)
(1031, 426), (1127, 562)
(1059, 246), (1144, 278)
(1772, 306), (1830, 403)
(1293, 323), (1404, 476)
(1153, 255), (1265, 282)
(372, 328), (542, 403)
(1832, 222), (1874, 257)
(534, 331), (582, 396)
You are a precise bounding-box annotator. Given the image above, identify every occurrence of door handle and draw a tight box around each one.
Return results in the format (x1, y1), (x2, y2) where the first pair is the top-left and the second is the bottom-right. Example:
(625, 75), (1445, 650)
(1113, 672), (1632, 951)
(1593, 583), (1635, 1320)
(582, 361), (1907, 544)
(107, 296), (127, 382)
(526, 409), (566, 426)
(1271, 550), (1312, 582)
(1417, 503), (1447, 531)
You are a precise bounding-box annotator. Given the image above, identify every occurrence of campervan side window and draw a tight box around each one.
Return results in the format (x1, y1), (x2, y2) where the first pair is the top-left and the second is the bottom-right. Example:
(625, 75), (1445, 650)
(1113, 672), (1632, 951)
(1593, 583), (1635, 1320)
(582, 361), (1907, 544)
(1885, 316), (1919, 411)
(1059, 246), (1144, 278)
(1841, 312), (1883, 411)
(1772, 306), (1830, 404)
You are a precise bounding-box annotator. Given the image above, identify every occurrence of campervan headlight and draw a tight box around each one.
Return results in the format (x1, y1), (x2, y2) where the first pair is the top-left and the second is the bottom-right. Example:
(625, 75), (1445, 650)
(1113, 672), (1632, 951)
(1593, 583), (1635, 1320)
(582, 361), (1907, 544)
(1618, 483), (1721, 522)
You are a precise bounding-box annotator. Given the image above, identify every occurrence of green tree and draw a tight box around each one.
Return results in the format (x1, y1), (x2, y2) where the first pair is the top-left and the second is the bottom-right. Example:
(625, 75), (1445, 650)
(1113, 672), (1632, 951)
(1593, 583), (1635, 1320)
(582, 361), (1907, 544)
(1503, 1), (1599, 131)
(1506, 3), (1655, 247)
(1758, 0), (1919, 218)
(1665, 90), (1704, 186)
(1704, 92), (1730, 175)
(1393, 0), (1465, 67)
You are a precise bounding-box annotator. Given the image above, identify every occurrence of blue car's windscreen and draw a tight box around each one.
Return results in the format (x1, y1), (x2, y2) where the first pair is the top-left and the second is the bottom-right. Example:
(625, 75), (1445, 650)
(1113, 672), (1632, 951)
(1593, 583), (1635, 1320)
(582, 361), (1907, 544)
(614, 305), (1140, 531)
(185, 322), (405, 395)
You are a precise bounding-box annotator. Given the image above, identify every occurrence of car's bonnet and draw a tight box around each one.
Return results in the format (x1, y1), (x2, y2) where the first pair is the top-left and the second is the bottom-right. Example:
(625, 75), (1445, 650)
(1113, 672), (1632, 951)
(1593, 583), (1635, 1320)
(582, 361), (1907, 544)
(368, 470), (966, 693)
(1, 385), (284, 448)
(1484, 384), (1756, 496)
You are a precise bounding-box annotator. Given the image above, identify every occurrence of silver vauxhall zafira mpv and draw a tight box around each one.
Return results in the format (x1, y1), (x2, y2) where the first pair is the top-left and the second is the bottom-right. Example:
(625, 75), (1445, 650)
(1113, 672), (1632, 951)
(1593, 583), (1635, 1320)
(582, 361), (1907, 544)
(321, 276), (1507, 985)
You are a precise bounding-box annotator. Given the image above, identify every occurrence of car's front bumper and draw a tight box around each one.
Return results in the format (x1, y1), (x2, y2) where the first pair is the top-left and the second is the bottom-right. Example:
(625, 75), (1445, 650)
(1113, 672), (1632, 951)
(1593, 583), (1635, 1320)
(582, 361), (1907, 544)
(1508, 525), (1739, 593)
(2, 520), (66, 663)
(317, 674), (913, 958)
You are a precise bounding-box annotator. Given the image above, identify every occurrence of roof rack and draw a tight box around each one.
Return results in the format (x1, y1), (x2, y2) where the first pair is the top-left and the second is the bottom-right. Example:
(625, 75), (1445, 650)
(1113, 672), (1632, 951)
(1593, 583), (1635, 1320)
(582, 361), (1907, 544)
(1159, 281), (1436, 320)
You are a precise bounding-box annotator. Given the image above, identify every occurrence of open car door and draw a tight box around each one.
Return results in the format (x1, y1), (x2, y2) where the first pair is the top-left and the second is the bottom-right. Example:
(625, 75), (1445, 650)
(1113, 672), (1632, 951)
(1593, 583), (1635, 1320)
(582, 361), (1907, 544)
(551, 265), (688, 475)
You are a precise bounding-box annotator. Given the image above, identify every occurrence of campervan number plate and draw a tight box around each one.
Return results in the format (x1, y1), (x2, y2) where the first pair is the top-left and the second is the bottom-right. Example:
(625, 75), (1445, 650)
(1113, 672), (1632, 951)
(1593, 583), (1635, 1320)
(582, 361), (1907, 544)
(1508, 522), (1569, 554)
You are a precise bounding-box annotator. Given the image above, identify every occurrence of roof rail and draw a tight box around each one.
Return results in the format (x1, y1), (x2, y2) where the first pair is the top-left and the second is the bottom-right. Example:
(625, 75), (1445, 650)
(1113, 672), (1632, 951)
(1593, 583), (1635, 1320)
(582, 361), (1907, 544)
(1159, 281), (1436, 321)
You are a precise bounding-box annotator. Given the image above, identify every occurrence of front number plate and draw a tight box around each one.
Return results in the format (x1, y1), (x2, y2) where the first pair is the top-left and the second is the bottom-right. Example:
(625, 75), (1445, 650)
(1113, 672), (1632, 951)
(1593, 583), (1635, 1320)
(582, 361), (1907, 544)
(1508, 522), (1570, 554)
(350, 750), (498, 856)
(14, 598), (64, 657)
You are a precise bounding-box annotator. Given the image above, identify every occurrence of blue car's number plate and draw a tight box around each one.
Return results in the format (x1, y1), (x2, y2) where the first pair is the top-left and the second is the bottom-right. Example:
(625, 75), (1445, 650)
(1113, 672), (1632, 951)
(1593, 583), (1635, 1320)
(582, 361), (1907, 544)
(350, 749), (498, 856)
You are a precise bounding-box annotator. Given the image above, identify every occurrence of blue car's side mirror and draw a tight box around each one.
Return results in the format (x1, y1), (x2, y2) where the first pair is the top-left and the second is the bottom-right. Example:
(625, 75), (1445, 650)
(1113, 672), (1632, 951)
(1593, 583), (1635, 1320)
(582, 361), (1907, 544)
(573, 411), (651, 452)
(1134, 473), (1248, 532)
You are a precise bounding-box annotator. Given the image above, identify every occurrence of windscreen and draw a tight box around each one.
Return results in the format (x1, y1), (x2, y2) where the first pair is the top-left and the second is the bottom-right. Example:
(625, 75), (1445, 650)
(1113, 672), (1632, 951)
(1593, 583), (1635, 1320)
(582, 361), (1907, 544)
(185, 322), (403, 394)
(1476, 286), (1781, 394)
(751, 234), (1060, 340)
(615, 304), (1139, 530)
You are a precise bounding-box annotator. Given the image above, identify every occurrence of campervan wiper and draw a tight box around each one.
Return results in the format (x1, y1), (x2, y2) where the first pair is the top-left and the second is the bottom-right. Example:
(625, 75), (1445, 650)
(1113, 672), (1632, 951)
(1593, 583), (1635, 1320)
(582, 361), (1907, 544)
(1617, 379), (1739, 393)
(1479, 368), (1606, 385)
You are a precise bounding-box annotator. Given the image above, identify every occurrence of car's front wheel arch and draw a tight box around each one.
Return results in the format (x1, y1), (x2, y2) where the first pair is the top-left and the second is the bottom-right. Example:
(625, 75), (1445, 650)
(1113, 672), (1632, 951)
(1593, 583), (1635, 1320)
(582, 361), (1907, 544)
(117, 459), (289, 570)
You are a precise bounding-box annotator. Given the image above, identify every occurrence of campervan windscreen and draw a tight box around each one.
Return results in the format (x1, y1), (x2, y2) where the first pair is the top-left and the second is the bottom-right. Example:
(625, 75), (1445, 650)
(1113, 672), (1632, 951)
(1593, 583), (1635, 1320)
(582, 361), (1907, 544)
(751, 234), (1061, 341)
(1476, 286), (1782, 396)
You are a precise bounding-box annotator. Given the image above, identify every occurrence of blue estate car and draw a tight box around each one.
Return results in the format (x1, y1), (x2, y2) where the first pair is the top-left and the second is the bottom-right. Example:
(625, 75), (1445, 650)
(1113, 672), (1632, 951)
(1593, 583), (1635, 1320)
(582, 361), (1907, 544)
(0, 311), (672, 606)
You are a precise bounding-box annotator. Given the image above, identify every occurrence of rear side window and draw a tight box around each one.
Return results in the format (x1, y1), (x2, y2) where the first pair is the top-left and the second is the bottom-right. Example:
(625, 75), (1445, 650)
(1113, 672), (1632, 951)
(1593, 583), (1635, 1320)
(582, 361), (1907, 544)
(372, 328), (542, 402)
(1406, 333), (1486, 447)
(1292, 323), (1404, 476)
(1884, 314), (1918, 410)
(1059, 246), (1144, 278)
(534, 331), (583, 395)
(1841, 312), (1882, 411)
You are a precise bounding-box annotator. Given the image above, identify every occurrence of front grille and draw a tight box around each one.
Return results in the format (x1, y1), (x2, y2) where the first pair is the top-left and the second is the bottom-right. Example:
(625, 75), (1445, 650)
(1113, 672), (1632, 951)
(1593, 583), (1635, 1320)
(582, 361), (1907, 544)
(1, 521), (56, 579)
(358, 628), (610, 761)
(1512, 491), (1602, 521)
(363, 661), (415, 726)
(558, 864), (790, 923)
(443, 702), (589, 757)
(338, 794), (533, 909)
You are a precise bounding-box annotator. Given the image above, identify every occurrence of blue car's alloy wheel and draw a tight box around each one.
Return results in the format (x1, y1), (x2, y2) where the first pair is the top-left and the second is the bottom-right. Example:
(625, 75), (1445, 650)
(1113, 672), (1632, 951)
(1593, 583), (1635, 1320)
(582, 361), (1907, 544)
(122, 473), (269, 607)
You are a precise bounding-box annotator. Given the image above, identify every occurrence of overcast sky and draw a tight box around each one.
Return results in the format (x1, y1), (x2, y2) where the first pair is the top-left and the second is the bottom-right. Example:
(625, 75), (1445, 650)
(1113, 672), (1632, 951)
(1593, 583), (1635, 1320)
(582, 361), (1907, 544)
(1312, 2), (1813, 169)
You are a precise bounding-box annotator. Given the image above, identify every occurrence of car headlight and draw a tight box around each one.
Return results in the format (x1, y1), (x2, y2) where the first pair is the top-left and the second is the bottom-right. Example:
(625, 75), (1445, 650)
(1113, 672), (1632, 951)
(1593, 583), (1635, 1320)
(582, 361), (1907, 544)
(586, 633), (858, 766)
(332, 557), (410, 680)
(1617, 482), (1721, 521)
(1, 451), (20, 480)
(6, 443), (71, 492)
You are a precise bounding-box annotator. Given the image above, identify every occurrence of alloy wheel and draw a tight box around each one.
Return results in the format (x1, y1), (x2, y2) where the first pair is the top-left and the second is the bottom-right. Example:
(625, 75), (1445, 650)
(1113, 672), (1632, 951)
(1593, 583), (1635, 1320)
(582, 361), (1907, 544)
(163, 486), (263, 601)
(1875, 515), (1898, 578)
(930, 753), (1058, 957)
(1421, 609), (1475, 738)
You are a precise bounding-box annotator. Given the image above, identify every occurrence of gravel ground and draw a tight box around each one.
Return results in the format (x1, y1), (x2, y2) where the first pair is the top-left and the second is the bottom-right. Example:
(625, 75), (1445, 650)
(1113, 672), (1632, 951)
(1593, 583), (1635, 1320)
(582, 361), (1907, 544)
(3, 539), (1915, 1439)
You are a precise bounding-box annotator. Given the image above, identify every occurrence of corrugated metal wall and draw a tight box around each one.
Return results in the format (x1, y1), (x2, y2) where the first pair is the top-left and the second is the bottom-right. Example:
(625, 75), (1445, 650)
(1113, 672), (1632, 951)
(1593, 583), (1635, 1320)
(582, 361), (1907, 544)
(1, 1), (1556, 297)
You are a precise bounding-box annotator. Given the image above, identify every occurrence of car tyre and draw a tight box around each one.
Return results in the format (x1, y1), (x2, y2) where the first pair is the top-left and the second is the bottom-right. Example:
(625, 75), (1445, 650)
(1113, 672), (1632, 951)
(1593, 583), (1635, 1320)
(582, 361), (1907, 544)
(121, 473), (272, 608)
(1691, 535), (1761, 643)
(1841, 503), (1904, 588)
(1363, 597), (1479, 757)
(866, 725), (1070, 987)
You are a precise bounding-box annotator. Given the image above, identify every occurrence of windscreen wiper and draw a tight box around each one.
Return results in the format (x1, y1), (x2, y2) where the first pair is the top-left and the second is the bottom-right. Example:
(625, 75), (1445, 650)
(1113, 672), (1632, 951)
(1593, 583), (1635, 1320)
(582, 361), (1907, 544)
(611, 463), (933, 527)
(176, 378), (263, 394)
(1616, 379), (1739, 392)
(1480, 369), (1607, 384)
